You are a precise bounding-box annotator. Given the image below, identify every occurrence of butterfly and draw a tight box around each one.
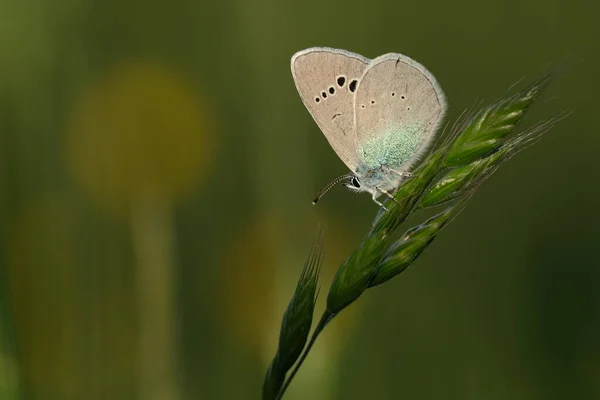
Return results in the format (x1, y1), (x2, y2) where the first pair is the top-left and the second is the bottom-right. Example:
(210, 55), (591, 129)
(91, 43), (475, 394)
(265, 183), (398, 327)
(291, 47), (447, 208)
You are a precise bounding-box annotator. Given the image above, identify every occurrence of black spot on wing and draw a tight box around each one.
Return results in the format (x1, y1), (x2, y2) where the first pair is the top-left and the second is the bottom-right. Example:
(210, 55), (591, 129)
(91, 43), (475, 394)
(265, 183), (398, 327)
(349, 79), (358, 92)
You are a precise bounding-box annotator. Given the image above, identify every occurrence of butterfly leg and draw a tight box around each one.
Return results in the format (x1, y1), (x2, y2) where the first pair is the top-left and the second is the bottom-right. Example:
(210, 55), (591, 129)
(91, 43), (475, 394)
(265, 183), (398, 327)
(388, 168), (414, 178)
(377, 187), (399, 204)
(370, 192), (389, 211)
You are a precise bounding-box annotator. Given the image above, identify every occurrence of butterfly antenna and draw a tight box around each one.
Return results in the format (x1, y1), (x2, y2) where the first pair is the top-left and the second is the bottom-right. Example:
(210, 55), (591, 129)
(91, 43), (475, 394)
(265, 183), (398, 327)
(312, 173), (354, 205)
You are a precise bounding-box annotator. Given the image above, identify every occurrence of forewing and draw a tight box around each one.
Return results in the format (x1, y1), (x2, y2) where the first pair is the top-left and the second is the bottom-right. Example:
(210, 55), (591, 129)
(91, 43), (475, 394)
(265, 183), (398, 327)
(291, 47), (370, 171)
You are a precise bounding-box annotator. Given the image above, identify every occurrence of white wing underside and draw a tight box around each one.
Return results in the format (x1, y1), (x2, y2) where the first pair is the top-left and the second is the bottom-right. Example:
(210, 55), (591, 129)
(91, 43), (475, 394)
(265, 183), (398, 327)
(291, 47), (447, 174)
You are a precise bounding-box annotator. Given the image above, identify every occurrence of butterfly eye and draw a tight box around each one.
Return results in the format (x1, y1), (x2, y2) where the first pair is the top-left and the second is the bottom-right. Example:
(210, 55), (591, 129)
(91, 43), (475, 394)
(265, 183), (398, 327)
(351, 177), (361, 188)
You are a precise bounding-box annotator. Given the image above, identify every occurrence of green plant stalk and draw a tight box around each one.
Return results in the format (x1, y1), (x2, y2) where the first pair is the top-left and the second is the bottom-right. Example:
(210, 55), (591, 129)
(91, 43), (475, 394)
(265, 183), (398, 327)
(268, 71), (566, 399)
(324, 148), (449, 316)
(370, 203), (458, 287)
(419, 151), (504, 208)
(443, 74), (552, 167)
(273, 196), (469, 400)
(371, 148), (449, 236)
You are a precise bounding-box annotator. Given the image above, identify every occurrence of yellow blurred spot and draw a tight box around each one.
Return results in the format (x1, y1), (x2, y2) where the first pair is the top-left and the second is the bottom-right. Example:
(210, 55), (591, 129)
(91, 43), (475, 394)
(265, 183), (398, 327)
(65, 61), (214, 211)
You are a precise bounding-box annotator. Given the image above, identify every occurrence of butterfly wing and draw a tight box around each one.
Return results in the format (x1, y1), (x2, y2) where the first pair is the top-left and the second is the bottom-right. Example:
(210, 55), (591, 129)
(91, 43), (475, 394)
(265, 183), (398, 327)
(291, 47), (370, 172)
(354, 53), (447, 172)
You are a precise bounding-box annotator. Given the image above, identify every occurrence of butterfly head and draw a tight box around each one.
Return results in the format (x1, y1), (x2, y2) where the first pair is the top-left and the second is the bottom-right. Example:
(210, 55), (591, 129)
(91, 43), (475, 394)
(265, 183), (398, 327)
(343, 176), (364, 193)
(313, 173), (367, 204)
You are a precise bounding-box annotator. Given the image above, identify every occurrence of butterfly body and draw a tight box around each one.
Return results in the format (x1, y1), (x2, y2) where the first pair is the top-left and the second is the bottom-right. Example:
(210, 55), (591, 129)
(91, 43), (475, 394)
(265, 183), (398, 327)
(291, 47), (447, 207)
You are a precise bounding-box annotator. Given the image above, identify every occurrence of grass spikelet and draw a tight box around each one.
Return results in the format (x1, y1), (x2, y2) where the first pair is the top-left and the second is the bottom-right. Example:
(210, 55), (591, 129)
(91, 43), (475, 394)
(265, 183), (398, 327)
(266, 70), (568, 399)
(262, 229), (323, 400)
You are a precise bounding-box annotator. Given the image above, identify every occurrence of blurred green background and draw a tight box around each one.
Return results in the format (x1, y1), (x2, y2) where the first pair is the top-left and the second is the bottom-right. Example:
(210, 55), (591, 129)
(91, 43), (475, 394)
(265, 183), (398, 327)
(0, 0), (598, 399)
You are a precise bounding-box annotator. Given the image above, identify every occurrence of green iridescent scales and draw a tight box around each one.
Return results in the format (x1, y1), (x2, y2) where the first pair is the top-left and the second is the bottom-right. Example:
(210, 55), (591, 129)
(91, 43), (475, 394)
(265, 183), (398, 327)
(358, 123), (424, 170)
